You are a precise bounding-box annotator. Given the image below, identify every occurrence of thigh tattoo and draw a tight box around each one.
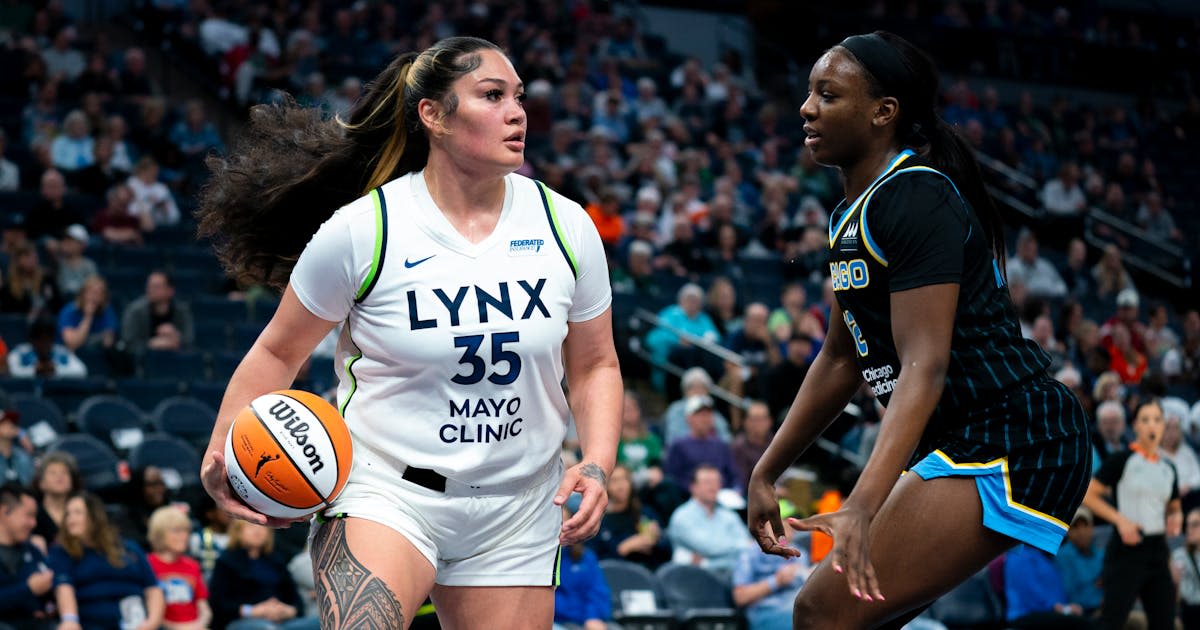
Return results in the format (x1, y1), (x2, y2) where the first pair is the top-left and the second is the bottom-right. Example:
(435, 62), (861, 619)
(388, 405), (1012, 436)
(311, 518), (405, 630)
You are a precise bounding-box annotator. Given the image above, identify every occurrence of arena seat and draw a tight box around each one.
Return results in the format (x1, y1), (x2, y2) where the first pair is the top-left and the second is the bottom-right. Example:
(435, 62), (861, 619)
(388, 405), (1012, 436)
(190, 296), (248, 324)
(142, 349), (209, 382)
(41, 377), (111, 418)
(0, 313), (28, 346)
(152, 395), (217, 451)
(9, 393), (66, 449)
(76, 394), (151, 453)
(654, 563), (743, 629)
(128, 433), (202, 490)
(599, 559), (676, 630)
(116, 378), (186, 412)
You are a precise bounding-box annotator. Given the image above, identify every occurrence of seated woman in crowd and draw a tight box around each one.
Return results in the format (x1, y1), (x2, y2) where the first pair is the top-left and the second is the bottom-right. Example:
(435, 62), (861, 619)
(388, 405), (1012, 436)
(207, 520), (317, 630)
(589, 464), (671, 569)
(48, 491), (164, 630)
(57, 275), (118, 351)
(32, 451), (82, 548)
(147, 505), (212, 630)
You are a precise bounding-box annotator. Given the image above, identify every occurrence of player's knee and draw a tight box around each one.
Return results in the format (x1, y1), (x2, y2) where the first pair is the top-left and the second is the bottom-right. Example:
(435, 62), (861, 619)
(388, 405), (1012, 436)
(792, 590), (830, 629)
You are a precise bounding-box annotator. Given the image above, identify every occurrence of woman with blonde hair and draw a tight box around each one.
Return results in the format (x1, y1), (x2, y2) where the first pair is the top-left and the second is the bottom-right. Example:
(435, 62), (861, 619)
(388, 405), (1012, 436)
(207, 520), (316, 630)
(57, 274), (118, 351)
(48, 491), (164, 630)
(0, 242), (59, 316)
(1091, 244), (1136, 300)
(147, 505), (212, 630)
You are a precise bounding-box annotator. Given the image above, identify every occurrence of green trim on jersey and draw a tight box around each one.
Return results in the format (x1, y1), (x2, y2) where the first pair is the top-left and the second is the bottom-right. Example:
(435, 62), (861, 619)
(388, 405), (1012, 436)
(535, 180), (578, 279)
(354, 187), (388, 303)
(552, 545), (562, 587)
(338, 322), (364, 416)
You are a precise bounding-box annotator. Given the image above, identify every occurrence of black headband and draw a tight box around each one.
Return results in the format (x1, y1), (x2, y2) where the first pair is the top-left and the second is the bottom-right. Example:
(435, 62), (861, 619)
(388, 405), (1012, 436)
(838, 33), (933, 145)
(838, 33), (915, 95)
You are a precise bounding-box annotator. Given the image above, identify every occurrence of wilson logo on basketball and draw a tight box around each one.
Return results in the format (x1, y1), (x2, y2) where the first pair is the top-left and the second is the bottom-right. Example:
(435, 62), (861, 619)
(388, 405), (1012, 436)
(267, 401), (325, 473)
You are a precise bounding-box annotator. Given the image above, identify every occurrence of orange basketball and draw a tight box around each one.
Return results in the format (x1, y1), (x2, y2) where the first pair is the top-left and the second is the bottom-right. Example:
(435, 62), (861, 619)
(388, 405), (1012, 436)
(224, 390), (353, 519)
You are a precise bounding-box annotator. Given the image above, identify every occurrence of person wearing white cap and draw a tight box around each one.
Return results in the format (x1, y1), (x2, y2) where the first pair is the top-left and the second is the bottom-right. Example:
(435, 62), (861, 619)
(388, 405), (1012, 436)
(1054, 507), (1104, 617)
(54, 225), (97, 300)
(664, 395), (736, 489)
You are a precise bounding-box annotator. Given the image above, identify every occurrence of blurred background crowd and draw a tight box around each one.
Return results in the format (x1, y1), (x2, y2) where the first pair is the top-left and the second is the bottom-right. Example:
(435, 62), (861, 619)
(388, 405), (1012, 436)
(0, 1), (1197, 629)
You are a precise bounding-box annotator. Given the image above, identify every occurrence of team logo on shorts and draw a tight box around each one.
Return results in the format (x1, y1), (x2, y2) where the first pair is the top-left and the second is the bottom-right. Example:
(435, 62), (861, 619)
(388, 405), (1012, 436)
(509, 239), (545, 256)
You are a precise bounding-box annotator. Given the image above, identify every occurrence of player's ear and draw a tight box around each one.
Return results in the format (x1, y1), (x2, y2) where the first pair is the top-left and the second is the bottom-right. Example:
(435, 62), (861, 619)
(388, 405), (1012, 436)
(873, 96), (900, 130)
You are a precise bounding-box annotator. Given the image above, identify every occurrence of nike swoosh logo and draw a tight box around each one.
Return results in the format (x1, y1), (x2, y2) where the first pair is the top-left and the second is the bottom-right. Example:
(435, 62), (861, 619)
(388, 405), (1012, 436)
(404, 255), (436, 268)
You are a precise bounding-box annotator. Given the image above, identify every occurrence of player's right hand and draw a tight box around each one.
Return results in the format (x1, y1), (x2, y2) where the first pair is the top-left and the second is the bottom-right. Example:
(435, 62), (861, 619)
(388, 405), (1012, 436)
(200, 449), (296, 528)
(746, 473), (800, 559)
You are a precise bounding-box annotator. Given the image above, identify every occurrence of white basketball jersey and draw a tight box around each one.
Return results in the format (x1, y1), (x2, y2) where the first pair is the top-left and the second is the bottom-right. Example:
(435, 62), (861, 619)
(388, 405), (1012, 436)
(291, 171), (611, 486)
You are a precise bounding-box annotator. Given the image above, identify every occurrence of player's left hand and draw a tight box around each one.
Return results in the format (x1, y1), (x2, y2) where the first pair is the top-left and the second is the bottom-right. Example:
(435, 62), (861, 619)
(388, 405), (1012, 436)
(788, 506), (883, 603)
(555, 461), (609, 545)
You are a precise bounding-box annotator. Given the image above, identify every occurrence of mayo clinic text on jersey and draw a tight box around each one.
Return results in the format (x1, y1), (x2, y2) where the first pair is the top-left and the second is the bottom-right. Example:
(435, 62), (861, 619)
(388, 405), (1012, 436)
(441, 396), (524, 444)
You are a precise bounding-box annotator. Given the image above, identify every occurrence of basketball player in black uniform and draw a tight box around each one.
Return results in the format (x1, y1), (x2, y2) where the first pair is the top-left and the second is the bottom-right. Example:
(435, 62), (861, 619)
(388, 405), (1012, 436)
(746, 32), (1092, 629)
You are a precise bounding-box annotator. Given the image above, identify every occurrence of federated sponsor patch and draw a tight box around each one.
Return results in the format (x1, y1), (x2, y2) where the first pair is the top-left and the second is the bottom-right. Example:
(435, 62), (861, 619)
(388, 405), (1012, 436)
(508, 238), (546, 256)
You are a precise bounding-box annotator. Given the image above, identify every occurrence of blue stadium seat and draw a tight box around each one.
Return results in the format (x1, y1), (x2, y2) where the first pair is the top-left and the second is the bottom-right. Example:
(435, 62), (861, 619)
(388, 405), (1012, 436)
(654, 564), (743, 629)
(929, 568), (1005, 629)
(232, 322), (265, 353)
(128, 434), (202, 490)
(76, 394), (150, 453)
(105, 267), (148, 304)
(187, 381), (228, 411)
(107, 246), (166, 271)
(44, 434), (123, 492)
(115, 378), (185, 413)
(599, 559), (675, 630)
(41, 378), (111, 419)
(194, 321), (231, 353)
(74, 345), (111, 378)
(152, 396), (216, 451)
(190, 297), (247, 324)
(210, 351), (243, 383)
(141, 349), (209, 382)
(0, 313), (28, 346)
(9, 393), (66, 449)
(248, 297), (280, 324)
(170, 247), (223, 275)
(171, 270), (218, 299)
(0, 377), (36, 395)
(306, 356), (336, 393)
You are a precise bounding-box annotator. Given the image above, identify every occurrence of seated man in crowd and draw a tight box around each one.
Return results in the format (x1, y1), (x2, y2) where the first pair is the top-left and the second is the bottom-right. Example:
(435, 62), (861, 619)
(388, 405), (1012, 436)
(0, 482), (54, 627)
(664, 396), (737, 490)
(732, 499), (812, 630)
(666, 465), (751, 582)
(121, 270), (194, 354)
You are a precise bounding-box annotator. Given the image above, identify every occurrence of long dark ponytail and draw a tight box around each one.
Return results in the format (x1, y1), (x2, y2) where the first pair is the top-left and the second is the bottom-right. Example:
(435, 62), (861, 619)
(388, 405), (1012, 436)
(839, 31), (1007, 273)
(197, 37), (503, 290)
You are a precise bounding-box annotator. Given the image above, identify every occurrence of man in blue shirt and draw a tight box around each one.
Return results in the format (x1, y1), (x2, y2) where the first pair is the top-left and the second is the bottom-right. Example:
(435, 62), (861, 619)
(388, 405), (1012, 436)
(666, 465), (751, 582)
(732, 500), (812, 630)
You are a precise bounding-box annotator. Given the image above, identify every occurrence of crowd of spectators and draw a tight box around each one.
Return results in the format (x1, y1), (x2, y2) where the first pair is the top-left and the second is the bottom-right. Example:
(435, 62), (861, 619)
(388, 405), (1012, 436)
(0, 1), (1196, 629)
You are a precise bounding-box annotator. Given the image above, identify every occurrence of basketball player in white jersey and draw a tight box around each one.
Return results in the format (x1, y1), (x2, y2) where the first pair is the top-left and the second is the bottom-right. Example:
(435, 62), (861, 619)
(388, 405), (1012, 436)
(196, 37), (622, 630)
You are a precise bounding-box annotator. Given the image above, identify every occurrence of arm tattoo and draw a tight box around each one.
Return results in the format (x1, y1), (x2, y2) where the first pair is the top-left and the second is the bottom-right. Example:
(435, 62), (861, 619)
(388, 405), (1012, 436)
(580, 462), (606, 486)
(311, 518), (405, 630)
